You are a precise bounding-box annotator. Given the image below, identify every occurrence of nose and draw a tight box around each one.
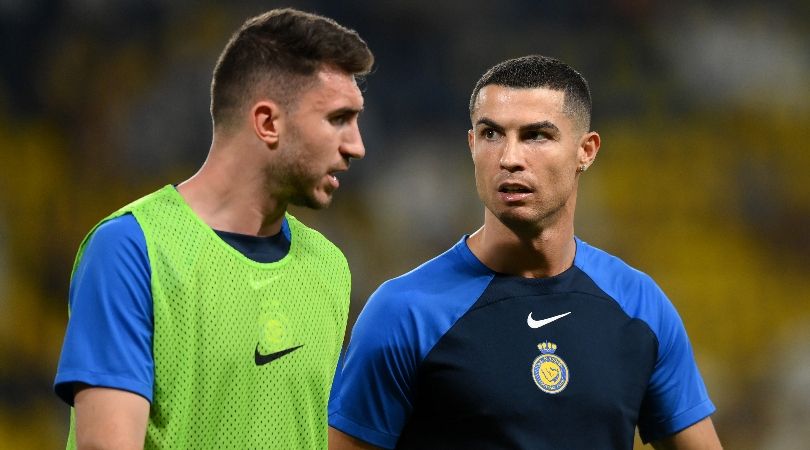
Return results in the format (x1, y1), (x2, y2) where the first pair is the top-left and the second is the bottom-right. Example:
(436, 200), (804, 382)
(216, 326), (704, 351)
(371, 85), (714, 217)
(499, 137), (524, 172)
(340, 123), (366, 160)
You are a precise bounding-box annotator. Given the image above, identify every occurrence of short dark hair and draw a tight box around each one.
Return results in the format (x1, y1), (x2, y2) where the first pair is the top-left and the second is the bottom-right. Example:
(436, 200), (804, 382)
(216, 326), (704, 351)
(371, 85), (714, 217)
(469, 55), (592, 132)
(211, 8), (374, 129)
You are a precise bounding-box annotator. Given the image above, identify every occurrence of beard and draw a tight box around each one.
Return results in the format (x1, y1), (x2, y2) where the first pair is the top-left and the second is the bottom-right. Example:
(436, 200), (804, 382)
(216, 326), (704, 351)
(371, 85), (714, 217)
(269, 158), (331, 210)
(289, 181), (331, 210)
(271, 128), (333, 210)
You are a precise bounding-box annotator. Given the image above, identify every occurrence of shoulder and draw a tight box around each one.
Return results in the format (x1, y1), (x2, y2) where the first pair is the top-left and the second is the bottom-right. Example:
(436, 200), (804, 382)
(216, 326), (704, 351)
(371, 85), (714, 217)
(354, 238), (494, 356)
(79, 214), (147, 268)
(73, 213), (150, 291)
(89, 214), (145, 245)
(71, 214), (150, 311)
(120, 184), (178, 212)
(76, 187), (171, 263)
(573, 238), (679, 340)
(286, 214), (347, 263)
(575, 238), (666, 306)
(370, 237), (493, 310)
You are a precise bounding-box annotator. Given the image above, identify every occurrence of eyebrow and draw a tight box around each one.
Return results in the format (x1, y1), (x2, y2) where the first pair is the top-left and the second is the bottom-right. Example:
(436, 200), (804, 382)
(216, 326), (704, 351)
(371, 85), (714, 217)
(330, 106), (364, 116)
(474, 117), (560, 136)
(475, 117), (503, 132)
(520, 120), (560, 137)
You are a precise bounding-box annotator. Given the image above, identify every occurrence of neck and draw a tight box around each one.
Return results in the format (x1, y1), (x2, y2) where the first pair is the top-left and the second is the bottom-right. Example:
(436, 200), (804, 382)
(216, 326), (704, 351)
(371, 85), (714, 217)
(467, 210), (576, 278)
(177, 133), (286, 237)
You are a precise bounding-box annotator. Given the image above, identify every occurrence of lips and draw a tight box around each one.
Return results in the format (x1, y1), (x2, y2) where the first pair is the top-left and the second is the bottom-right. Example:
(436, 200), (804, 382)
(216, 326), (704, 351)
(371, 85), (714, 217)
(497, 180), (533, 203)
(498, 181), (532, 194)
(326, 168), (346, 190)
(324, 173), (339, 190)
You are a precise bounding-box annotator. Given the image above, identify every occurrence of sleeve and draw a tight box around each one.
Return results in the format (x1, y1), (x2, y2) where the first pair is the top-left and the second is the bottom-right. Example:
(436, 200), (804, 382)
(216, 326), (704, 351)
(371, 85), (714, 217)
(53, 213), (154, 406)
(637, 280), (716, 443)
(328, 287), (419, 449)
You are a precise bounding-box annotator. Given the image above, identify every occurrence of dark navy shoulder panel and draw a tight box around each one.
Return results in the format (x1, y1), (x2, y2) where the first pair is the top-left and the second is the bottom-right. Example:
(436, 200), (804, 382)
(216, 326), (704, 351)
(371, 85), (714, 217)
(330, 237), (494, 448)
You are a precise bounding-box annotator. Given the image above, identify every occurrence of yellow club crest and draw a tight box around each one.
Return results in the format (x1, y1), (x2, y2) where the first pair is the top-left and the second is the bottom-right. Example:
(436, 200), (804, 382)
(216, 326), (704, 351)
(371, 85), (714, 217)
(531, 341), (569, 394)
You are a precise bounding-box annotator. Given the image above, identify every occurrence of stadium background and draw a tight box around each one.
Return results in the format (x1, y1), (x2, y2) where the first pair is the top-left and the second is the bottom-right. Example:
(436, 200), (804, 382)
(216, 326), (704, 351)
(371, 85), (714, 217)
(1, 0), (808, 448)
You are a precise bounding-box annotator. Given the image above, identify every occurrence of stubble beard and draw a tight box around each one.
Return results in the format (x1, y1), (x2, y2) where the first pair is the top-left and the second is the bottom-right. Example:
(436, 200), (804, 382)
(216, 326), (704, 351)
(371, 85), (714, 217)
(291, 188), (331, 210)
(277, 150), (331, 211)
(268, 118), (333, 210)
(281, 159), (330, 210)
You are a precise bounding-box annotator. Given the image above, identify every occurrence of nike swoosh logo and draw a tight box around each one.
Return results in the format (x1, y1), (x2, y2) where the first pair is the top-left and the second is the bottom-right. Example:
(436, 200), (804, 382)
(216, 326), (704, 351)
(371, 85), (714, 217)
(249, 275), (278, 290)
(527, 311), (571, 329)
(254, 344), (303, 366)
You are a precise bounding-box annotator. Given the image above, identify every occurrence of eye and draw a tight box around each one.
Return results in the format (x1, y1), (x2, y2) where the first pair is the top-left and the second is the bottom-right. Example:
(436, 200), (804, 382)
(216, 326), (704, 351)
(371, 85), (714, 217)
(481, 128), (500, 140)
(329, 110), (360, 126)
(329, 115), (350, 126)
(524, 130), (549, 141)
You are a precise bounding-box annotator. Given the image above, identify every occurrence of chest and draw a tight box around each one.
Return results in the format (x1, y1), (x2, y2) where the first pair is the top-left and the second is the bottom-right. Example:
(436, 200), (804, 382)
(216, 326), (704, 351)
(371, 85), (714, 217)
(410, 291), (658, 436)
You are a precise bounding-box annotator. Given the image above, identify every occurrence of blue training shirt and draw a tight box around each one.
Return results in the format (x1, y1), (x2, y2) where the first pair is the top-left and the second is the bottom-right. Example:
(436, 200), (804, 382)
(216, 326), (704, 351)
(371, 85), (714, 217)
(54, 213), (291, 406)
(329, 236), (715, 449)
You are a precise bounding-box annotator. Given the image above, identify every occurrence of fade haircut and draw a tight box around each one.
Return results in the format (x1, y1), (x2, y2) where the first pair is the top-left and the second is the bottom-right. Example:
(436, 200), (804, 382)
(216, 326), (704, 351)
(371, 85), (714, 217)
(211, 8), (374, 130)
(469, 55), (592, 132)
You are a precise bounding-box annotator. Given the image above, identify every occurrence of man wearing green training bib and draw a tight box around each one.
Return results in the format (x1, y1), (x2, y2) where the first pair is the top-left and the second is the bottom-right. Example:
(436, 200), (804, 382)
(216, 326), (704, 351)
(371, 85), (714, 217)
(53, 8), (374, 449)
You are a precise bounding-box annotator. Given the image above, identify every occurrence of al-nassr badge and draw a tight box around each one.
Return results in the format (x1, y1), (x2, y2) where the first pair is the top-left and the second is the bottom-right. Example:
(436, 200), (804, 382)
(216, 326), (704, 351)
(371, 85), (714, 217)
(531, 341), (569, 394)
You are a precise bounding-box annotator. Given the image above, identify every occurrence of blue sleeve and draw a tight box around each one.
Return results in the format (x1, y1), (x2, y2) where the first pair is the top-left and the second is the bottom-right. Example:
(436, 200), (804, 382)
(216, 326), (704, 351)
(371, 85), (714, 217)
(574, 240), (715, 442)
(329, 239), (493, 449)
(328, 285), (418, 449)
(636, 281), (715, 442)
(54, 214), (154, 406)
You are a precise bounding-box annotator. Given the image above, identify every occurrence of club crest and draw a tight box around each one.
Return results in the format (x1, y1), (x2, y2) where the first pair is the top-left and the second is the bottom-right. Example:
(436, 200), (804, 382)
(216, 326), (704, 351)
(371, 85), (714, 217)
(531, 341), (569, 394)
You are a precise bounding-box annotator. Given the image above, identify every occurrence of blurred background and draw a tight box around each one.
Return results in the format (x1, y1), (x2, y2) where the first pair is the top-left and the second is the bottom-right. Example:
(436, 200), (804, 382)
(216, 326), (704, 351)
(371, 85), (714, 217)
(1, 0), (808, 448)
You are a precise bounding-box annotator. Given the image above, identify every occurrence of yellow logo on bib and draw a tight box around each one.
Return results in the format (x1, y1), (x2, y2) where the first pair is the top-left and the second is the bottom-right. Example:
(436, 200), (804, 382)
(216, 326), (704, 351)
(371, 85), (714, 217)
(531, 342), (569, 394)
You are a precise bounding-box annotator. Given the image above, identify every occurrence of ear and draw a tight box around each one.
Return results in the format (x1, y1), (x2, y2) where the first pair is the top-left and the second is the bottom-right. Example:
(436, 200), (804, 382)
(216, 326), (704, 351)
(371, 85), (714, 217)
(251, 101), (283, 149)
(577, 131), (601, 170)
(467, 128), (475, 157)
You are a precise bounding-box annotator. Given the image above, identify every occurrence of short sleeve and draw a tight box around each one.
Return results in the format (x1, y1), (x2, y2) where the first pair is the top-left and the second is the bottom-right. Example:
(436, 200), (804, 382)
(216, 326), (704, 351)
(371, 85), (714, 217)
(573, 239), (715, 443)
(329, 238), (493, 449)
(328, 287), (417, 449)
(54, 214), (154, 405)
(637, 284), (716, 442)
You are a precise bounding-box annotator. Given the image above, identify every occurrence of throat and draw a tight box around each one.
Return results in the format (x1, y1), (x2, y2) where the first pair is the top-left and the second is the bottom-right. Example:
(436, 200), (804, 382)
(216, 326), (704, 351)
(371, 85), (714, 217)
(469, 221), (576, 278)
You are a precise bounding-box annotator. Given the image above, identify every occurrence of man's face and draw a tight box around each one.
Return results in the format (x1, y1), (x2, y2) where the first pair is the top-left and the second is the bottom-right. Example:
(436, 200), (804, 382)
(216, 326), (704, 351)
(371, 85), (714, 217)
(468, 85), (588, 230)
(276, 66), (365, 209)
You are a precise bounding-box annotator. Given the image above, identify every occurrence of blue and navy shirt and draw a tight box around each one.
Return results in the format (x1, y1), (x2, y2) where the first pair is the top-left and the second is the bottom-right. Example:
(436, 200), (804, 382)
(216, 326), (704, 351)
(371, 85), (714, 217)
(329, 236), (715, 449)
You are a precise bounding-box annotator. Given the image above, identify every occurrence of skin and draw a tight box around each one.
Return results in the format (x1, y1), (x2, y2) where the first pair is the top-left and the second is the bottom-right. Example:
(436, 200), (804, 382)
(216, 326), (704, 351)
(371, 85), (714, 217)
(267, 69), (367, 211)
(330, 428), (379, 450)
(74, 386), (149, 450)
(177, 65), (365, 236)
(74, 65), (366, 449)
(466, 85), (598, 278)
(652, 417), (723, 450)
(329, 84), (721, 450)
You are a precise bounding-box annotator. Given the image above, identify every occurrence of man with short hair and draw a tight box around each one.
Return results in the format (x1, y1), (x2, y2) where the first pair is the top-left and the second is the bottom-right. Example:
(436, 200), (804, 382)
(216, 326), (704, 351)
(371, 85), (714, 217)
(54, 8), (373, 449)
(329, 55), (721, 449)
